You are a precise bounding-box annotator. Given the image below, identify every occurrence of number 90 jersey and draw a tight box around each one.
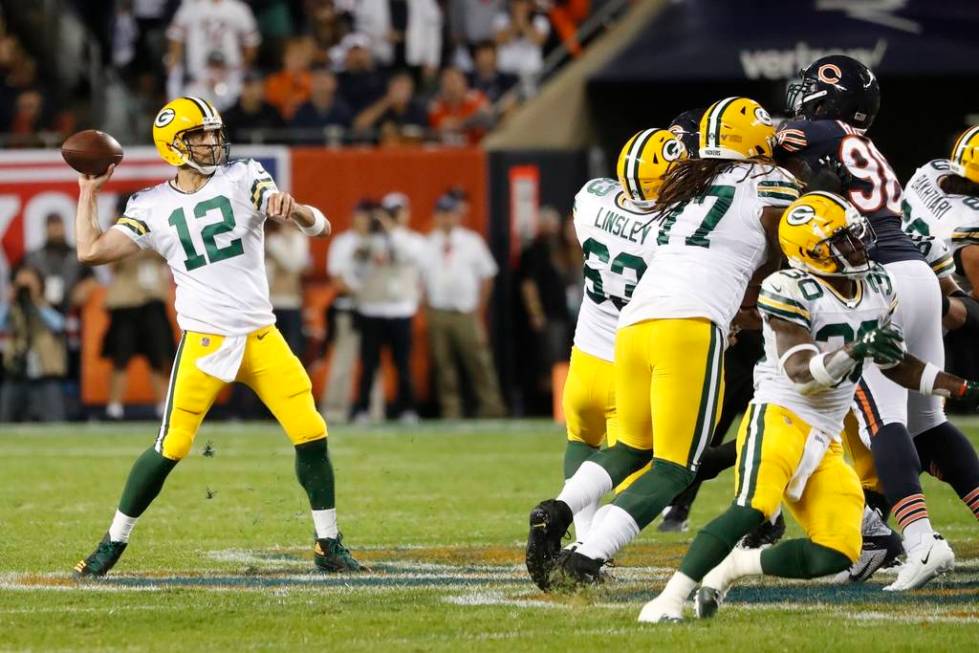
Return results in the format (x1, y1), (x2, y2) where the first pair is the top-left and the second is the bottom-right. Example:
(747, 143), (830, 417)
(572, 178), (658, 361)
(754, 264), (898, 436)
(113, 159), (279, 335)
(620, 162), (800, 333)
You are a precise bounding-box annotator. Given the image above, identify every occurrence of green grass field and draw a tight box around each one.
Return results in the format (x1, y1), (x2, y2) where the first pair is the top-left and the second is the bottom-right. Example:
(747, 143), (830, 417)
(1, 419), (977, 652)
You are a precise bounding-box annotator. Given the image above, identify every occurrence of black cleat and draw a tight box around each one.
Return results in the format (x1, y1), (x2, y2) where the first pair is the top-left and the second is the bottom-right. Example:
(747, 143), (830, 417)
(74, 532), (127, 578)
(740, 513), (786, 549)
(314, 533), (364, 572)
(548, 549), (606, 592)
(525, 499), (573, 591)
(658, 502), (691, 533)
(695, 586), (722, 619)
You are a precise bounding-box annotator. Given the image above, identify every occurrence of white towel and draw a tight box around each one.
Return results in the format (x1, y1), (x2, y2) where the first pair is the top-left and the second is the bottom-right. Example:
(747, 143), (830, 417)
(195, 335), (247, 383)
(786, 429), (832, 502)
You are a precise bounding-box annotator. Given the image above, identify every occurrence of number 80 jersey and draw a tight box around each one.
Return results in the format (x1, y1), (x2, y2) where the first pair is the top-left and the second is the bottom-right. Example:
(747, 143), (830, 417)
(572, 178), (659, 361)
(113, 159), (279, 336)
(754, 264), (898, 436)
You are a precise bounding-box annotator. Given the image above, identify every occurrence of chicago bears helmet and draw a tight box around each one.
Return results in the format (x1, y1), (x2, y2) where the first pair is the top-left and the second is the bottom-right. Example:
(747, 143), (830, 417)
(785, 55), (881, 130)
(668, 108), (704, 159)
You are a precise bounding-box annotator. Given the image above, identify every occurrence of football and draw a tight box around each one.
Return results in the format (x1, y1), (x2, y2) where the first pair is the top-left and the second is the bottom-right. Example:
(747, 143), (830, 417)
(61, 129), (124, 176)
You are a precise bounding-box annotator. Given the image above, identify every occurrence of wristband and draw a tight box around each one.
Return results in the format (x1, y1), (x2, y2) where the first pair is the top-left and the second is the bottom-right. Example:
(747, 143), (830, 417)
(809, 350), (856, 387)
(777, 343), (819, 374)
(918, 362), (941, 395)
(299, 206), (328, 236)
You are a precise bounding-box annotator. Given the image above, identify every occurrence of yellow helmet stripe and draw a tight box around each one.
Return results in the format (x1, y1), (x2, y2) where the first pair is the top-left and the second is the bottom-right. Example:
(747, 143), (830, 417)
(705, 97), (737, 149)
(952, 126), (979, 165)
(628, 128), (658, 201)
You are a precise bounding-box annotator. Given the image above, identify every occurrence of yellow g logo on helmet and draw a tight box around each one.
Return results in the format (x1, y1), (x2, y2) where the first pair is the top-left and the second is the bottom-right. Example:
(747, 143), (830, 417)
(616, 128), (687, 203)
(152, 96), (224, 171)
(699, 97), (776, 160)
(950, 126), (979, 184)
(779, 191), (872, 278)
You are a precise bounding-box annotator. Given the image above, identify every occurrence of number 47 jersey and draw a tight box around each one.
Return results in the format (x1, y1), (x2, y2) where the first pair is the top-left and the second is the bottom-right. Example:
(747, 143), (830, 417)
(572, 178), (659, 362)
(113, 158), (278, 336)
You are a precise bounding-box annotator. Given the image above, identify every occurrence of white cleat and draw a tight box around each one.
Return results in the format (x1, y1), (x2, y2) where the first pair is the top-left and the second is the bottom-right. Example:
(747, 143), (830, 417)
(883, 534), (954, 591)
(637, 594), (684, 623)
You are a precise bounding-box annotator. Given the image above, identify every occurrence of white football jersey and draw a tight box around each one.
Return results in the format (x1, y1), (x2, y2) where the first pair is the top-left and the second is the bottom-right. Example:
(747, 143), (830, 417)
(903, 159), (979, 252)
(113, 159), (278, 336)
(620, 162), (800, 332)
(754, 264), (898, 436)
(572, 178), (658, 361)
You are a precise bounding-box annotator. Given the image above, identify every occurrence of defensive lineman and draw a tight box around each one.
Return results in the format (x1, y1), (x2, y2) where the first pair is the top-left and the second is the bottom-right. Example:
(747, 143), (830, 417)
(73, 97), (361, 576)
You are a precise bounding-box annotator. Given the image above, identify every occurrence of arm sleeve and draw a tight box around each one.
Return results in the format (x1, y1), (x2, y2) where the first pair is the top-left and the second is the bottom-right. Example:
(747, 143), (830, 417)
(757, 272), (812, 330)
(110, 195), (154, 250)
(244, 159), (279, 215)
(755, 167), (803, 208)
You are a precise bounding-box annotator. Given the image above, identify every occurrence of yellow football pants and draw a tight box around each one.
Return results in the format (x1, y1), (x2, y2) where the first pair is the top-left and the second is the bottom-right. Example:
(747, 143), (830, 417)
(842, 410), (883, 494)
(614, 317), (725, 470)
(563, 346), (647, 490)
(734, 402), (864, 562)
(154, 326), (327, 460)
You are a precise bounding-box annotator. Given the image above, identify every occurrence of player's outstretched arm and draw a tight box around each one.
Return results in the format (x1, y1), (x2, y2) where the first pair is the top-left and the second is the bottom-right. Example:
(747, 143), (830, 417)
(75, 165), (139, 265)
(267, 191), (331, 238)
(882, 354), (979, 403)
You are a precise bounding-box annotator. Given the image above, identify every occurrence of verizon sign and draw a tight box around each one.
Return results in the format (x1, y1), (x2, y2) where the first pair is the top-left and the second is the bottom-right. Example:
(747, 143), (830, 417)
(740, 39), (888, 80)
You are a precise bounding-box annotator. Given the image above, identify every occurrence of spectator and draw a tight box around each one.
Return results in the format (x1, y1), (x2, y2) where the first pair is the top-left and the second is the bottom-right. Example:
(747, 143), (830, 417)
(547, 0), (589, 58)
(222, 71), (286, 142)
(494, 0), (550, 77)
(352, 71), (426, 142)
(518, 206), (580, 410)
(351, 0), (443, 79)
(350, 193), (426, 423)
(24, 214), (98, 420)
(101, 249), (175, 420)
(336, 33), (388, 115)
(7, 89), (50, 146)
(319, 200), (383, 422)
(265, 220), (310, 355)
(264, 36), (314, 121)
(422, 193), (506, 418)
(428, 67), (490, 144)
(166, 0), (260, 98)
(467, 40), (517, 103)
(449, 0), (504, 54)
(0, 264), (67, 422)
(305, 0), (354, 66)
(290, 66), (353, 137)
(182, 50), (242, 111)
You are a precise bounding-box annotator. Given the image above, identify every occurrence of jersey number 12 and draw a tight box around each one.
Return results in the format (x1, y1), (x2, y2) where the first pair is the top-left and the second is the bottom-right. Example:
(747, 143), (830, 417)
(169, 195), (244, 271)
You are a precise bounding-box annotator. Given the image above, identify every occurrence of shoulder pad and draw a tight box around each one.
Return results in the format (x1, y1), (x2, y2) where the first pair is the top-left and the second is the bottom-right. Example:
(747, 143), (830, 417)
(758, 270), (816, 329)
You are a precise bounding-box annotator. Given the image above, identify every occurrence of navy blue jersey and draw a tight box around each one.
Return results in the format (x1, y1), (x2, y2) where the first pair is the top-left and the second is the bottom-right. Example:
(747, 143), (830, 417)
(775, 119), (923, 265)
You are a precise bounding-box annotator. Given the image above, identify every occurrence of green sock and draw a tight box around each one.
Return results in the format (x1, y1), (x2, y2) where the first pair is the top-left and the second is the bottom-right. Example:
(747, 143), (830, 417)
(760, 539), (851, 579)
(118, 447), (179, 517)
(594, 442), (654, 486)
(563, 441), (598, 479)
(679, 504), (765, 581)
(295, 438), (335, 510)
(612, 458), (694, 529)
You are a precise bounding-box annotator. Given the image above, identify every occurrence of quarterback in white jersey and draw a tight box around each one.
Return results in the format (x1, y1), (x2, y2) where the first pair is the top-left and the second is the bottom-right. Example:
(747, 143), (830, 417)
(72, 97), (362, 578)
(641, 192), (979, 623)
(557, 129), (685, 549)
(527, 98), (799, 592)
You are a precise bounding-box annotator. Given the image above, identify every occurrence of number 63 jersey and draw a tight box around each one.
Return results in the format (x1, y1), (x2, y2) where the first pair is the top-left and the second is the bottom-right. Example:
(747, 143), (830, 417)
(754, 264), (898, 437)
(113, 159), (279, 335)
(572, 178), (658, 362)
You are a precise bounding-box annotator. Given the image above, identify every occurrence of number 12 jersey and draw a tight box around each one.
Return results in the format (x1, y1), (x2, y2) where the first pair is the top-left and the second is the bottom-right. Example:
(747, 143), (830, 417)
(113, 159), (279, 336)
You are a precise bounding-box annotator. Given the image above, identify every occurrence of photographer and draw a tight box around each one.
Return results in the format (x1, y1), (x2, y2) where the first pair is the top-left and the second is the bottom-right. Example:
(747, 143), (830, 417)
(0, 264), (68, 422)
(350, 193), (426, 423)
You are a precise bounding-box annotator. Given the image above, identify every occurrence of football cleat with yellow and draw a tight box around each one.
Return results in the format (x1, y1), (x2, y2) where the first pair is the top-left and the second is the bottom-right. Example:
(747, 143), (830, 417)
(74, 532), (127, 578)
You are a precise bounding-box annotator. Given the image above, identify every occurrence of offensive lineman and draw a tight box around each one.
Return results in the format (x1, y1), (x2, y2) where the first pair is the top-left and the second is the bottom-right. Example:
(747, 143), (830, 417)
(556, 129), (685, 561)
(73, 97), (361, 576)
(640, 192), (979, 622)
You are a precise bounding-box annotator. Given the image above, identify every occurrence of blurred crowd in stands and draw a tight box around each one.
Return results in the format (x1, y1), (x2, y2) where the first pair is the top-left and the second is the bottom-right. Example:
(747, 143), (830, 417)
(0, 0), (597, 147)
(0, 190), (584, 422)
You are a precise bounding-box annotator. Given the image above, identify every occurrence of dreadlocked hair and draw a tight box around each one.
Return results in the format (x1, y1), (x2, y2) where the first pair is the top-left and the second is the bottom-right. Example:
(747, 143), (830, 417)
(654, 157), (780, 219)
(941, 173), (979, 197)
